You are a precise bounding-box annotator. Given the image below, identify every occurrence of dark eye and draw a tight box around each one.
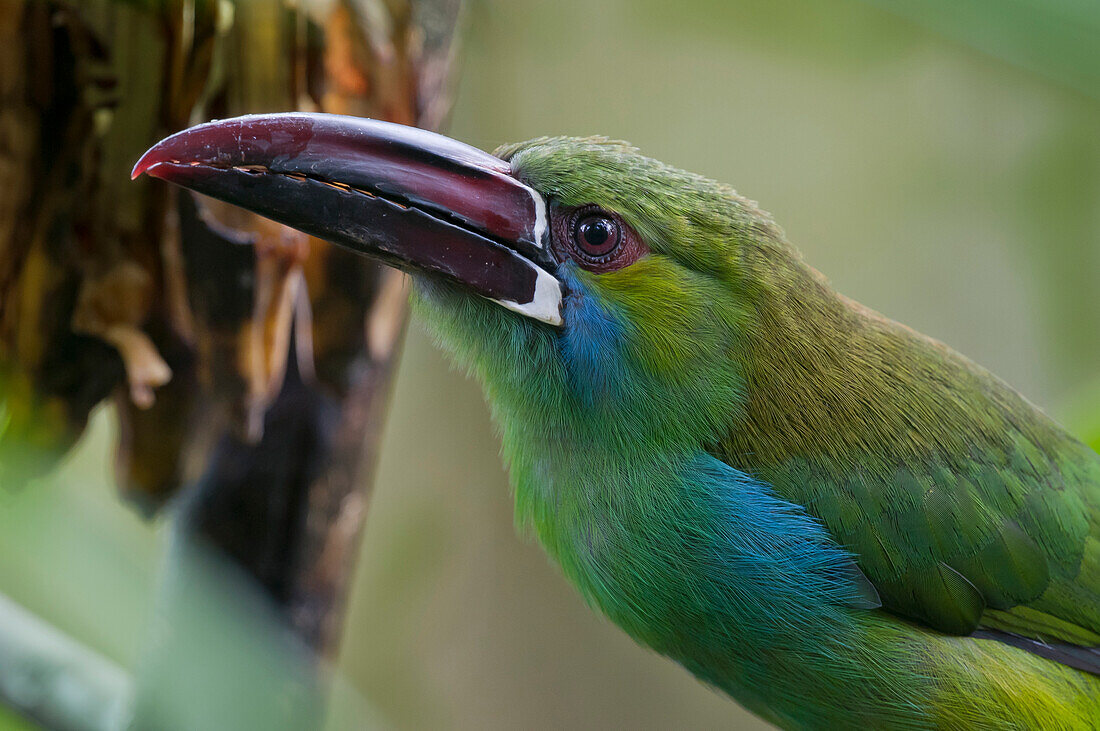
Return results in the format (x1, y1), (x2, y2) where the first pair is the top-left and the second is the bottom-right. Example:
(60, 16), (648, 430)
(573, 214), (621, 259)
(550, 203), (647, 273)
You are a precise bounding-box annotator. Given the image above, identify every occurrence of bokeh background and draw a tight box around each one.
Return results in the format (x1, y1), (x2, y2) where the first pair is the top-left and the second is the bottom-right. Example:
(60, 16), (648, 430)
(2, 0), (1099, 728)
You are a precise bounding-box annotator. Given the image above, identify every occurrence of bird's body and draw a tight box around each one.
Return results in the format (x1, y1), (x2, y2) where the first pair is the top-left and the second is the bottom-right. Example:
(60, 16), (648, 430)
(137, 116), (1100, 728)
(415, 139), (1100, 728)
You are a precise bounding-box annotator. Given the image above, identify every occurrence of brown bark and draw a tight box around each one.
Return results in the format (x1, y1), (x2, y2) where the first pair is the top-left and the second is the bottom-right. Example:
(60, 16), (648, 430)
(0, 0), (462, 666)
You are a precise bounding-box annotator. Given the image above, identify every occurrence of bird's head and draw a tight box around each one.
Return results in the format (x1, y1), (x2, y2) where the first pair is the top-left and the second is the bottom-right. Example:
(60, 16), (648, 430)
(134, 114), (799, 462)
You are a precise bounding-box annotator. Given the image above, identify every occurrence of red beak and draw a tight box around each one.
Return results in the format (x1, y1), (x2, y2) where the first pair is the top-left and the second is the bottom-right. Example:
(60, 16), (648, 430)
(133, 113), (562, 325)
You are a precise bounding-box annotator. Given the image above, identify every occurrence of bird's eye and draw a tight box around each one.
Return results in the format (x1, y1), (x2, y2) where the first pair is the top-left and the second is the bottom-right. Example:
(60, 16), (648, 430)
(573, 213), (621, 259)
(550, 203), (647, 273)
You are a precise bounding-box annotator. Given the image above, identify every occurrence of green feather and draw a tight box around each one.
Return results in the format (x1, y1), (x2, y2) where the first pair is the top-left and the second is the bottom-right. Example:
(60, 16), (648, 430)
(413, 135), (1100, 728)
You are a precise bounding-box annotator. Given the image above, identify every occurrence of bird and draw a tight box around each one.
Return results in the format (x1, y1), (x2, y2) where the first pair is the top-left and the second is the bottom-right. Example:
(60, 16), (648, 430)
(134, 113), (1100, 729)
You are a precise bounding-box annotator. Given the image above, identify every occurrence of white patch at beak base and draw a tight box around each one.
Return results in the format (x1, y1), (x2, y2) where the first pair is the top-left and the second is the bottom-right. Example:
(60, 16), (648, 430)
(497, 265), (562, 326)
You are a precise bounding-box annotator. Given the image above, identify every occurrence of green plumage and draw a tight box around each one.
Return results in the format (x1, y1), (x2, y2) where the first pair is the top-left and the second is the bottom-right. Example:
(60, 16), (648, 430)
(414, 136), (1100, 728)
(710, 238), (1100, 644)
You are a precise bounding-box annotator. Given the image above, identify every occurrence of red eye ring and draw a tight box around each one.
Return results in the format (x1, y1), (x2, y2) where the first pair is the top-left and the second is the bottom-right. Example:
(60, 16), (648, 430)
(550, 203), (648, 273)
(571, 209), (621, 261)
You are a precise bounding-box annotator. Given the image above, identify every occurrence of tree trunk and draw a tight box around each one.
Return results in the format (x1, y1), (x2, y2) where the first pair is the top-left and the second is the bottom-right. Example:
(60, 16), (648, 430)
(0, 0), (462, 725)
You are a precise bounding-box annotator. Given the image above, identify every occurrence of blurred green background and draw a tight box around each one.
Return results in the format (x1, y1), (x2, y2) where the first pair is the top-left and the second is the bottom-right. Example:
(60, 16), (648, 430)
(2, 0), (1099, 728)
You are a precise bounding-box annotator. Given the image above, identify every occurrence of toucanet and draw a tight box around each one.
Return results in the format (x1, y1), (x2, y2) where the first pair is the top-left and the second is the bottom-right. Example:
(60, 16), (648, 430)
(135, 114), (1100, 729)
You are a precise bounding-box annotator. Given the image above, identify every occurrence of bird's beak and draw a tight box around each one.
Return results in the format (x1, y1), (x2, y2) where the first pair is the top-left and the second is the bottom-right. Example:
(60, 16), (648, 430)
(132, 113), (562, 326)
